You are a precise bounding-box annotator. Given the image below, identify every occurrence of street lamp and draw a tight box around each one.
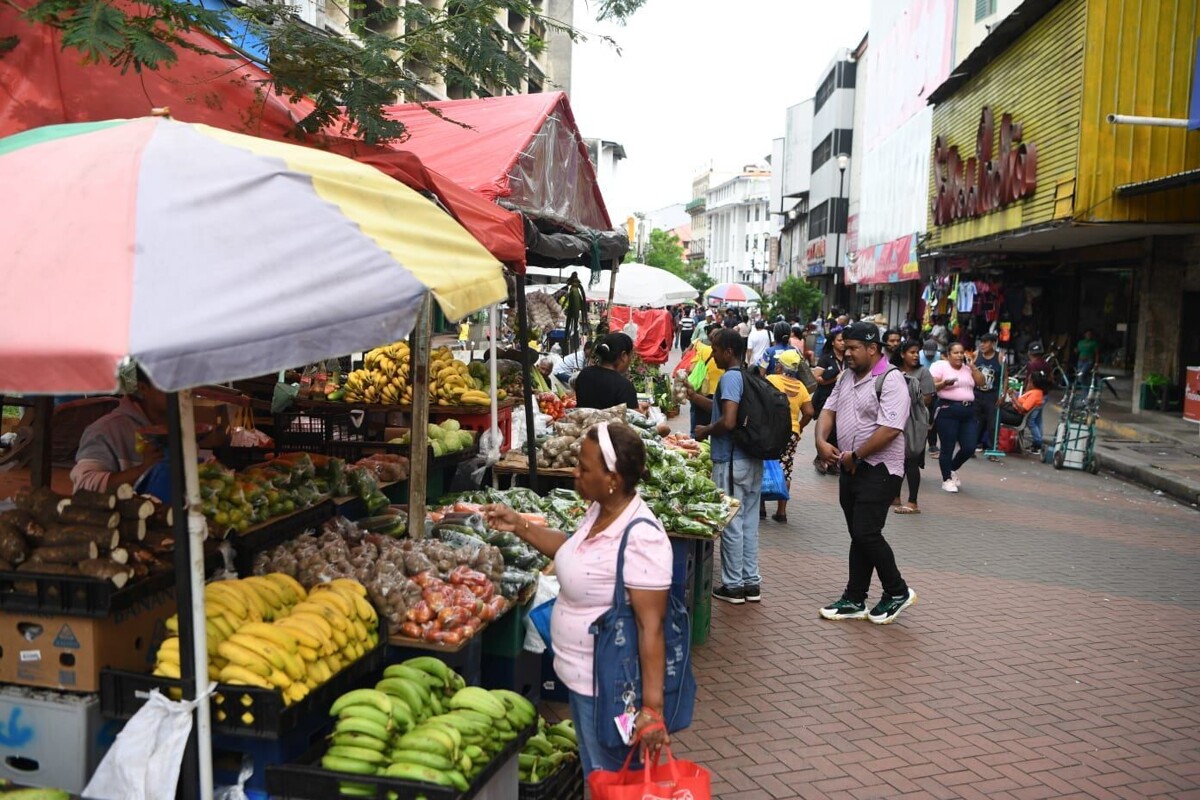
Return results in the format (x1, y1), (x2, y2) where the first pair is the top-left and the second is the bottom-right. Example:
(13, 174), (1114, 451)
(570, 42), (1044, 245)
(832, 154), (849, 309)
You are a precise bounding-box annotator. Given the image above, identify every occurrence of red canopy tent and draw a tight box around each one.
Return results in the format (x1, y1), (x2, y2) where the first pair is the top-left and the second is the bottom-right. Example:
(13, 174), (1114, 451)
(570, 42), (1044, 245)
(0, 5), (527, 267)
(380, 93), (612, 231)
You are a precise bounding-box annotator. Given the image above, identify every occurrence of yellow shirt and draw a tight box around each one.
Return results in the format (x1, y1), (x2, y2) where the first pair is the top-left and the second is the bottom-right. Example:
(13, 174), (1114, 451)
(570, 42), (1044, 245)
(692, 342), (725, 396)
(767, 374), (811, 435)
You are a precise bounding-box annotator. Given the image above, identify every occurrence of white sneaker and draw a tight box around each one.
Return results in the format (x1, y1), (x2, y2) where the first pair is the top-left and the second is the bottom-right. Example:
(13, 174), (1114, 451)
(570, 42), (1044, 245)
(951, 471), (962, 488)
(942, 479), (959, 493)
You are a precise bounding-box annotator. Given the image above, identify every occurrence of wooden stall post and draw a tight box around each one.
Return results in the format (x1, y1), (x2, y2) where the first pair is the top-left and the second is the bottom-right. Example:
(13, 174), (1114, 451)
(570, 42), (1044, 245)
(166, 390), (214, 800)
(408, 295), (434, 538)
(515, 281), (539, 493)
(28, 396), (53, 489)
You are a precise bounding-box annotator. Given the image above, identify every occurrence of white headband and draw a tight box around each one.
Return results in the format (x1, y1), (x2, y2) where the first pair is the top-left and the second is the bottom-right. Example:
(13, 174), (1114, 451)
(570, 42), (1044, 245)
(595, 422), (618, 472)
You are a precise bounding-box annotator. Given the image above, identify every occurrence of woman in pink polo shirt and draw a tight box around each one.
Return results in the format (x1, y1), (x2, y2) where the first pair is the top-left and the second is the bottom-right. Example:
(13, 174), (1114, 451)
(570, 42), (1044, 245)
(928, 342), (987, 493)
(483, 423), (672, 776)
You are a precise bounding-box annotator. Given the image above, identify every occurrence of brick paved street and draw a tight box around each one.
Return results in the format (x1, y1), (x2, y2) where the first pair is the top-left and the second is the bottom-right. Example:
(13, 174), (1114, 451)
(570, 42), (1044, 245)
(674, 451), (1200, 799)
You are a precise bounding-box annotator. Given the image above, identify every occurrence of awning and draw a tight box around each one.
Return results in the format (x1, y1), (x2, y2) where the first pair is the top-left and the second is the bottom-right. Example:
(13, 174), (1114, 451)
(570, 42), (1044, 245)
(0, 3), (527, 268)
(380, 93), (613, 231)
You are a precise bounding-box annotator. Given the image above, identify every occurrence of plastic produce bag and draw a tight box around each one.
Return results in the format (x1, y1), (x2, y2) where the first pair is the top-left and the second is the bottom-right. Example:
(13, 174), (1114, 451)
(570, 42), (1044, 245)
(761, 460), (789, 501)
(213, 756), (254, 800)
(84, 687), (213, 800)
(523, 573), (559, 654)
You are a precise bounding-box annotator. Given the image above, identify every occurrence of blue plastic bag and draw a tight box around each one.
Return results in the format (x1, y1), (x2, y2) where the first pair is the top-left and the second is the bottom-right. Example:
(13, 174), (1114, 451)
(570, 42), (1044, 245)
(761, 459), (789, 501)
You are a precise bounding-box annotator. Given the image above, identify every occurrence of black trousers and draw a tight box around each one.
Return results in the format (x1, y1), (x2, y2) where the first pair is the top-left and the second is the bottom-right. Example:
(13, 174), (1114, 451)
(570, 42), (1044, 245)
(680, 330), (694, 350)
(839, 462), (908, 603)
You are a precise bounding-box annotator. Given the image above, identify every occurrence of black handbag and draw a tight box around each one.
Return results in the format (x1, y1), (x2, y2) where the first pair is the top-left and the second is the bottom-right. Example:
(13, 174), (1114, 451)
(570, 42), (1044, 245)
(590, 517), (696, 750)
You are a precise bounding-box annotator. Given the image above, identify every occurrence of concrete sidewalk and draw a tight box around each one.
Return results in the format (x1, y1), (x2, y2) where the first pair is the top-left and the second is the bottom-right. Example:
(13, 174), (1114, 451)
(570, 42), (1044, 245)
(1045, 392), (1200, 507)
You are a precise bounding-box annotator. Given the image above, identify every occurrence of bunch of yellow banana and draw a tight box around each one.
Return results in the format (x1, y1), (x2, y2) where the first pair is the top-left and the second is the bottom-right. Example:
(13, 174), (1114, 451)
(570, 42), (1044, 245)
(338, 344), (491, 407)
(430, 349), (489, 407)
(153, 575), (379, 708)
(342, 342), (411, 405)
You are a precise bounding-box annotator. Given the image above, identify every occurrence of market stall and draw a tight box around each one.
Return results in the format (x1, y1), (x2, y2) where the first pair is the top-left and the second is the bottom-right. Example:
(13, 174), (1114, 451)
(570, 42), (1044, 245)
(376, 93), (631, 492)
(0, 117), (510, 798)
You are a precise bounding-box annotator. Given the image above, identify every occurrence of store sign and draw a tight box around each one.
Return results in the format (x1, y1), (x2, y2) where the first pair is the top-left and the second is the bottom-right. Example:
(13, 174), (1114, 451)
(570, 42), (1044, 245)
(805, 237), (826, 265)
(848, 233), (920, 285)
(932, 106), (1038, 225)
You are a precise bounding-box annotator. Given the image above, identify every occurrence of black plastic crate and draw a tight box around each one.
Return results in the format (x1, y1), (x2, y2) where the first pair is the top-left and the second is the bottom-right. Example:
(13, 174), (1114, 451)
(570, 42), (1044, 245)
(99, 619), (387, 739)
(0, 565), (175, 618)
(387, 632), (484, 688)
(275, 410), (368, 454)
(232, 500), (337, 577)
(519, 758), (583, 800)
(266, 719), (535, 799)
(480, 650), (541, 704)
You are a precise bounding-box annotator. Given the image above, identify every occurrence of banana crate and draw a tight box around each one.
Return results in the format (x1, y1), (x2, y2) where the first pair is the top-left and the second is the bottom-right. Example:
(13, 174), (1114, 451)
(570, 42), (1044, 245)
(519, 757), (583, 800)
(265, 718), (534, 799)
(98, 619), (388, 739)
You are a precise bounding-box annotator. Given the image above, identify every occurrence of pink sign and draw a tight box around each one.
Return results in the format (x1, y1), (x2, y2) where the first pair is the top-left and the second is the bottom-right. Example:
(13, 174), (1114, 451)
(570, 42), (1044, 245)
(849, 234), (920, 286)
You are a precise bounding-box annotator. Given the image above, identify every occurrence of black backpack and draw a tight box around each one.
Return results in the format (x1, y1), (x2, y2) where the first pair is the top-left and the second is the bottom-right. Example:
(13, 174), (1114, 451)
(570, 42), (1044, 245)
(716, 368), (793, 460)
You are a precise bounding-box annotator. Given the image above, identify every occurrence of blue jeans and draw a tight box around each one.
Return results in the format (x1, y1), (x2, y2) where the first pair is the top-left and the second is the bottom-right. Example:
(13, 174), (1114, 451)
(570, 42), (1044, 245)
(1027, 404), (1044, 446)
(569, 690), (637, 777)
(712, 459), (763, 589)
(934, 402), (979, 481)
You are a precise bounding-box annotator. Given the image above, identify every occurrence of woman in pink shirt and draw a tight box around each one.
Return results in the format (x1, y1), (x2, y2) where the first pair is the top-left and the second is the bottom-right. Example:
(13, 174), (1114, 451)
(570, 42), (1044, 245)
(483, 423), (673, 776)
(928, 343), (986, 493)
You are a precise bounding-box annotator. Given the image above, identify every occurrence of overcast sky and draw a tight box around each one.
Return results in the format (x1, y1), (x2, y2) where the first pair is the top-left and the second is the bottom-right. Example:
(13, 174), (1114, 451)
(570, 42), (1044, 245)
(569, 0), (870, 223)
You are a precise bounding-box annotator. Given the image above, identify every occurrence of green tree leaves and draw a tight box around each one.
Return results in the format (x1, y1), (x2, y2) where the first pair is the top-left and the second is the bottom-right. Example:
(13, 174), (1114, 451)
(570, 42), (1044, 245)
(8, 0), (646, 143)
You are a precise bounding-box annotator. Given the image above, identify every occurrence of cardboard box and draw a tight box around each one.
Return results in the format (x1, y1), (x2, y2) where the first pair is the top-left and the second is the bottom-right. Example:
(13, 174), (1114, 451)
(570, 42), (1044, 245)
(0, 686), (122, 793)
(0, 590), (175, 692)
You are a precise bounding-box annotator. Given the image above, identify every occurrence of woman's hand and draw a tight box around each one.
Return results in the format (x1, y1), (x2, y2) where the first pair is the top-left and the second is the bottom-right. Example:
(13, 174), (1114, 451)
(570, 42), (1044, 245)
(481, 504), (521, 533)
(635, 709), (669, 756)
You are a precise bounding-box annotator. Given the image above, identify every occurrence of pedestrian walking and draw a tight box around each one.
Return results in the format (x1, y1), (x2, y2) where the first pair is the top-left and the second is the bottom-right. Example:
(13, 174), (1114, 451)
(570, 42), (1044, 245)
(747, 319), (771, 369)
(814, 322), (917, 624)
(973, 332), (1003, 451)
(693, 328), (763, 605)
(811, 327), (845, 475)
(929, 343), (987, 493)
(678, 308), (696, 351)
(764, 349), (813, 523)
(891, 340), (934, 514)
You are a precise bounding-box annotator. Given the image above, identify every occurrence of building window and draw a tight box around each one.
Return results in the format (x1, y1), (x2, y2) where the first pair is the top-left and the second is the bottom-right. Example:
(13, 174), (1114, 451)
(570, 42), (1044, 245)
(814, 68), (837, 113)
(746, 207), (751, 223)
(754, 205), (760, 221)
(745, 236), (750, 252)
(975, 0), (996, 21)
(813, 130), (854, 171)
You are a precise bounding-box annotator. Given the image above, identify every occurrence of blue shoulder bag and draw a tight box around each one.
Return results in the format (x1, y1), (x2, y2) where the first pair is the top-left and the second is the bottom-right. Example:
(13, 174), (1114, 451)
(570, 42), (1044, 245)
(590, 517), (697, 750)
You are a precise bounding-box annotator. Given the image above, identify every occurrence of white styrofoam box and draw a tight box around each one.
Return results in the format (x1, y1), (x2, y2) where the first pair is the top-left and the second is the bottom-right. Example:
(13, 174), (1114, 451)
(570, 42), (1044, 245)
(0, 685), (122, 793)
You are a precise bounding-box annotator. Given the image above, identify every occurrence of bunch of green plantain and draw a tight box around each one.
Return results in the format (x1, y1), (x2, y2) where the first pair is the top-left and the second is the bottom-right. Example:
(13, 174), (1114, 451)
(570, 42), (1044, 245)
(319, 656), (537, 794)
(0, 788), (71, 800)
(519, 717), (578, 784)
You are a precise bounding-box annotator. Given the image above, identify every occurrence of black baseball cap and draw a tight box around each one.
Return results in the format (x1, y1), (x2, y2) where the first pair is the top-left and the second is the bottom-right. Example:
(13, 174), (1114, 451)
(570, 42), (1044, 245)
(842, 321), (880, 343)
(979, 332), (998, 342)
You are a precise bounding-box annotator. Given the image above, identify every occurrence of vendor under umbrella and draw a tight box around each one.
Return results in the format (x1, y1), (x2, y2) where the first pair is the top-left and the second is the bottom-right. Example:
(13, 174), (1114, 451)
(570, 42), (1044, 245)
(70, 366), (167, 493)
(573, 333), (639, 410)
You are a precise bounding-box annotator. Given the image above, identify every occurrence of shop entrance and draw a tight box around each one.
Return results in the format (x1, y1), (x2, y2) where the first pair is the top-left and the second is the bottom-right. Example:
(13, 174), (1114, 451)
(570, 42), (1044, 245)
(1181, 292), (1200, 385)
(1077, 267), (1138, 373)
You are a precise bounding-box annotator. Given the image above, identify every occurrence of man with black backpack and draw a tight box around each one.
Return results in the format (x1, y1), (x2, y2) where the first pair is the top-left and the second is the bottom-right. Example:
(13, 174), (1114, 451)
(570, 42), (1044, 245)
(814, 322), (918, 625)
(696, 331), (777, 599)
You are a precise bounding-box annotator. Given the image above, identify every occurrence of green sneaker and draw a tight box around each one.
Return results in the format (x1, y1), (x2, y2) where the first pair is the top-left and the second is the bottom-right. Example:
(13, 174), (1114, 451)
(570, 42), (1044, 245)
(819, 598), (867, 621)
(868, 588), (917, 624)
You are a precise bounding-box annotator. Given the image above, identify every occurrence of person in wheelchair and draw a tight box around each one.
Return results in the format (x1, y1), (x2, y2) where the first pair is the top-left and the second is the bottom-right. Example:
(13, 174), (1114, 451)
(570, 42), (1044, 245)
(998, 370), (1051, 453)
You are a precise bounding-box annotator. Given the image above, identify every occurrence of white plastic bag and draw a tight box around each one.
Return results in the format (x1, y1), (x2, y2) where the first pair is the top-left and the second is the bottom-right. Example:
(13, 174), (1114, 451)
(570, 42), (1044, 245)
(509, 403), (551, 452)
(522, 574), (560, 654)
(214, 755), (254, 800)
(84, 687), (210, 800)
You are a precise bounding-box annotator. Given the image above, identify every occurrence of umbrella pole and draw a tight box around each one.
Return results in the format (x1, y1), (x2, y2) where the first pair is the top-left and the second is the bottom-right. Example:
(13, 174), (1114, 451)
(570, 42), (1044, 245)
(409, 295), (433, 539)
(166, 391), (214, 800)
(515, 282), (538, 493)
(489, 303), (500, 489)
(606, 261), (619, 310)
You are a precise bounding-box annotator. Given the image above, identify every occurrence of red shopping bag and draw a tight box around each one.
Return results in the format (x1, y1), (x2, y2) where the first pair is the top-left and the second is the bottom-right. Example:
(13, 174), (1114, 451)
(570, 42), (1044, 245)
(589, 745), (712, 800)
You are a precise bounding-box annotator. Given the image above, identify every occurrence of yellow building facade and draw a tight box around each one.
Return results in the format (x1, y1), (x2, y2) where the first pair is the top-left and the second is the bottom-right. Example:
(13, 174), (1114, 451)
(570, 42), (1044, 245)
(925, 0), (1200, 410)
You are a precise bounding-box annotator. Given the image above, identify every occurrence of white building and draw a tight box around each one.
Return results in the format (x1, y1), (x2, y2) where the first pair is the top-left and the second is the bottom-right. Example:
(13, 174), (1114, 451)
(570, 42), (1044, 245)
(770, 99), (815, 289)
(805, 47), (859, 309)
(312, 0), (571, 101)
(704, 168), (772, 289)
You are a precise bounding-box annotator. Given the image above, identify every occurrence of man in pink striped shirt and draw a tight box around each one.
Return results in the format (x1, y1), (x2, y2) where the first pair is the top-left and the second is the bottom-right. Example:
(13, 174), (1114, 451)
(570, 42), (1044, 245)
(813, 322), (917, 625)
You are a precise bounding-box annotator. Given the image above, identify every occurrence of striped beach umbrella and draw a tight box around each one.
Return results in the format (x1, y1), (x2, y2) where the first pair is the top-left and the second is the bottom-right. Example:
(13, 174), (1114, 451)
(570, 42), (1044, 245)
(0, 117), (508, 394)
(704, 282), (762, 304)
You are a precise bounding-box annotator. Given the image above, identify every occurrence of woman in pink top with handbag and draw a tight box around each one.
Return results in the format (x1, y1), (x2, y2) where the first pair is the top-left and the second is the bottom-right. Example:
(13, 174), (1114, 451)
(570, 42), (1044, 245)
(928, 343), (987, 493)
(483, 423), (673, 777)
